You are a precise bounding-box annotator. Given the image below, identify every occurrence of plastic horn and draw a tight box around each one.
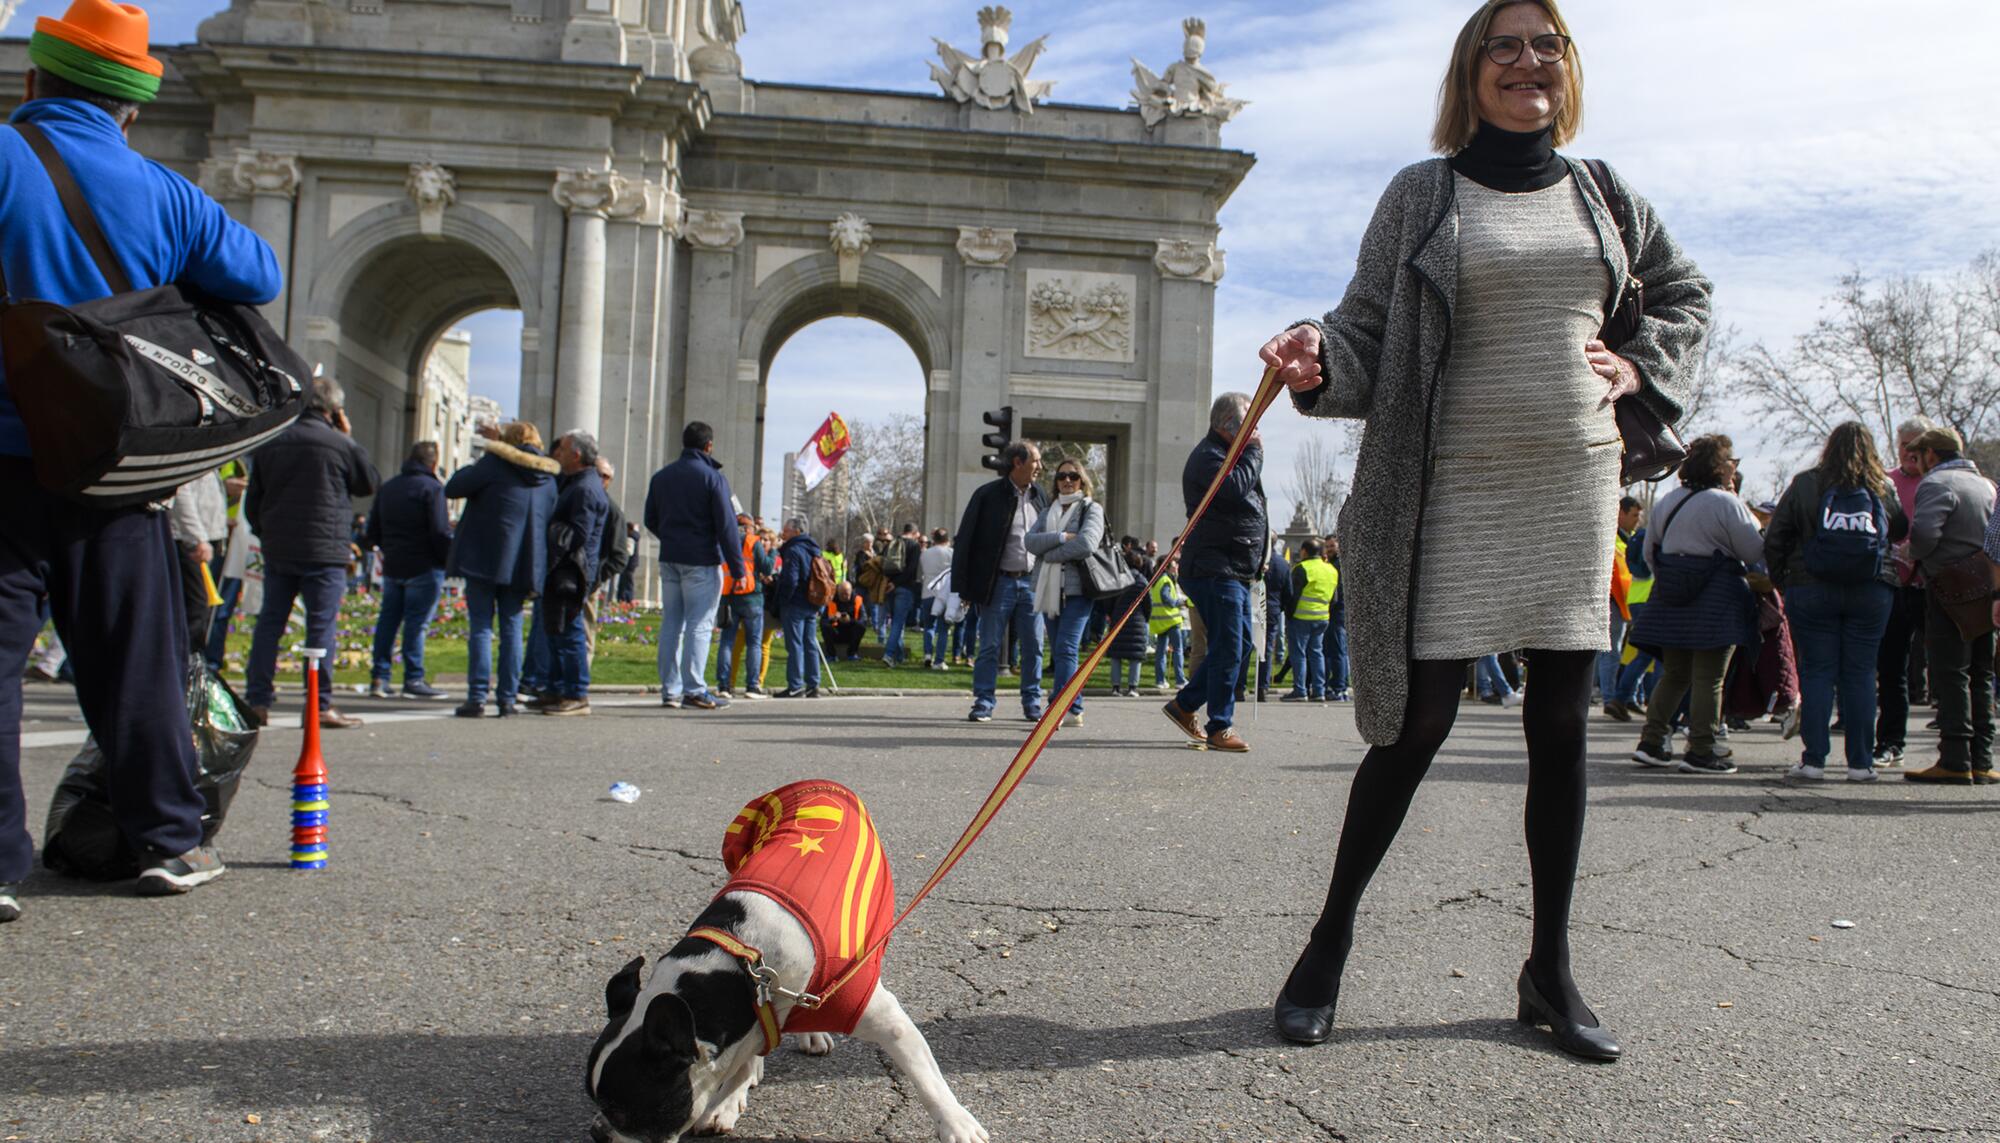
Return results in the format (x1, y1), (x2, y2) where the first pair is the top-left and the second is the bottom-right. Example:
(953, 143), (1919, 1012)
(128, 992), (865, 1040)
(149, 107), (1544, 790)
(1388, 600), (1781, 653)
(290, 645), (329, 870)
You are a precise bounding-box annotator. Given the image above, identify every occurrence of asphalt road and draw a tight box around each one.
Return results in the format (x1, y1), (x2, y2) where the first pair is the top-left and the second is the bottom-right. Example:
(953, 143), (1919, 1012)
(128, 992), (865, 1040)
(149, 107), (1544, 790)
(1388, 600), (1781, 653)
(4, 681), (1998, 1142)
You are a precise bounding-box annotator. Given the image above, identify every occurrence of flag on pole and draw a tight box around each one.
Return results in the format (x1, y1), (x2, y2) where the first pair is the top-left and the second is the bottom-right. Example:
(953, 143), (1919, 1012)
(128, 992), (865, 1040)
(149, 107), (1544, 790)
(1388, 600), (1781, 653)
(793, 412), (851, 492)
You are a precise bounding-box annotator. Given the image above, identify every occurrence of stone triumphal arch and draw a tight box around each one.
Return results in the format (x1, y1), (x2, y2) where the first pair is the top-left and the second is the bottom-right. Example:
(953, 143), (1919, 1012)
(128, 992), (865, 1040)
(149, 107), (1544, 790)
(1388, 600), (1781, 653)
(0, 0), (1252, 557)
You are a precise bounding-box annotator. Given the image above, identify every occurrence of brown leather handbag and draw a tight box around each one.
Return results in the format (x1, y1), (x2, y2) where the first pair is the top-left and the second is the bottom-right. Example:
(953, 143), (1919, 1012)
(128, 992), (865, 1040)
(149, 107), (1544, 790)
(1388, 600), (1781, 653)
(1584, 159), (1688, 486)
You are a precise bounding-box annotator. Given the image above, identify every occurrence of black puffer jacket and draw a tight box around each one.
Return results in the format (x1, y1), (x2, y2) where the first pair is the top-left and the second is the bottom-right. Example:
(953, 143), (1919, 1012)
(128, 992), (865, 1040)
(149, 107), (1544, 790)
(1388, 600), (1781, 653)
(1178, 430), (1267, 583)
(363, 459), (451, 579)
(244, 412), (380, 567)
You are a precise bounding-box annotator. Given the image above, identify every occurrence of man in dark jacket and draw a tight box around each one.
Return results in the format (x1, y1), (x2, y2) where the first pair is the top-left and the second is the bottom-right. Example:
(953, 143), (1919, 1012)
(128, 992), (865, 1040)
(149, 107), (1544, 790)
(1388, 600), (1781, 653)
(883, 523), (926, 666)
(644, 421), (746, 711)
(1162, 393), (1266, 753)
(0, 9), (284, 909)
(953, 441), (1050, 722)
(445, 422), (559, 717)
(534, 432), (610, 716)
(364, 441), (452, 700)
(1260, 536), (1292, 697)
(244, 377), (380, 730)
(1904, 428), (1997, 783)
(586, 456), (631, 663)
(772, 517), (824, 698)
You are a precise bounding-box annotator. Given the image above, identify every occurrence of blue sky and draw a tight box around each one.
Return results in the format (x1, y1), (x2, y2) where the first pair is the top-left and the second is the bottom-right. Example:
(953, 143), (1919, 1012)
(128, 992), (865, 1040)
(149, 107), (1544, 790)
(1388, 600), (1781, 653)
(19, 0), (1995, 518)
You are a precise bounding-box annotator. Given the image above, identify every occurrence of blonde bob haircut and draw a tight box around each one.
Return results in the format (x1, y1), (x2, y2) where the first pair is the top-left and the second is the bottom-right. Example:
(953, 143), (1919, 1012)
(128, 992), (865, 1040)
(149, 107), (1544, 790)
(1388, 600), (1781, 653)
(1431, 0), (1584, 155)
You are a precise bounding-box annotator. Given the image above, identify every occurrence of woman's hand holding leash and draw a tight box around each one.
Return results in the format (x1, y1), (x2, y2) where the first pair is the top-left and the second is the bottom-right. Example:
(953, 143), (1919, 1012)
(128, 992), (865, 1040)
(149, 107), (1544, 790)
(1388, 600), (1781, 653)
(1260, 325), (1324, 393)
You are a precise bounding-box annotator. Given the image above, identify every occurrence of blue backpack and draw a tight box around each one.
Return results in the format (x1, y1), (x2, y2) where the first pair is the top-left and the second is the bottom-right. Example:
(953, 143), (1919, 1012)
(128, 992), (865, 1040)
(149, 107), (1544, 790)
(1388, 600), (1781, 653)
(1803, 484), (1888, 584)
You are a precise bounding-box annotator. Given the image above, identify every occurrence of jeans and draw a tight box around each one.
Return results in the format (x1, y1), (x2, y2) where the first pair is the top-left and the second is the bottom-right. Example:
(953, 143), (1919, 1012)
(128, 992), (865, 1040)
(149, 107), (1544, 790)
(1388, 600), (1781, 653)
(1638, 646), (1735, 758)
(246, 561), (346, 708)
(1597, 608), (1630, 700)
(1286, 617), (1329, 697)
(1874, 584), (1929, 751)
(463, 576), (529, 706)
(1176, 576), (1252, 733)
(715, 594), (765, 692)
(1047, 593), (1096, 715)
(781, 604), (821, 693)
(1113, 657), (1143, 689)
(203, 574), (242, 672)
(1153, 626), (1187, 687)
(658, 561), (723, 700)
(1474, 654), (1514, 698)
(972, 573), (1044, 716)
(551, 608), (591, 699)
(522, 600), (552, 692)
(885, 585), (917, 664)
(1259, 609), (1286, 693)
(1787, 581), (1893, 770)
(1925, 589), (1996, 771)
(371, 568), (446, 685)
(1328, 617), (1349, 693)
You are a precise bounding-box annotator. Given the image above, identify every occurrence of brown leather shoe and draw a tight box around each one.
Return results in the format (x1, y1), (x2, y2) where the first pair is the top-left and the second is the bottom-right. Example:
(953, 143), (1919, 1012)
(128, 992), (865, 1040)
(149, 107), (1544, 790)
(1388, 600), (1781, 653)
(1974, 768), (2000, 786)
(540, 698), (592, 716)
(247, 706), (269, 728)
(1161, 701), (1207, 745)
(1207, 728), (1249, 753)
(317, 707), (364, 730)
(1903, 764), (1977, 784)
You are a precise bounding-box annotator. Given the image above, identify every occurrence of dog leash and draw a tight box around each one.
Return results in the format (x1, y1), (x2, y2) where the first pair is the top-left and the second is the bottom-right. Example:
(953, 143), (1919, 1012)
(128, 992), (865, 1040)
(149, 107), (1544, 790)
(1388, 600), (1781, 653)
(798, 365), (1290, 1009)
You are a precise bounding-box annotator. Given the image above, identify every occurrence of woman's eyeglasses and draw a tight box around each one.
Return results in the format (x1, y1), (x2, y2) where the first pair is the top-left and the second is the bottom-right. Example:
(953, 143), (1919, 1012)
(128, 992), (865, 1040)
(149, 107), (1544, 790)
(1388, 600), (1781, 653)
(1481, 33), (1570, 66)
(1054, 471), (1082, 483)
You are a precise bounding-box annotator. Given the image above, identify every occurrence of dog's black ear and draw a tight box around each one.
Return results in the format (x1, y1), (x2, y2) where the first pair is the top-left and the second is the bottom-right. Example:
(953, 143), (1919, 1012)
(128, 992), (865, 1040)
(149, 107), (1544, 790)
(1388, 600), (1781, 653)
(641, 990), (699, 1059)
(605, 956), (645, 1018)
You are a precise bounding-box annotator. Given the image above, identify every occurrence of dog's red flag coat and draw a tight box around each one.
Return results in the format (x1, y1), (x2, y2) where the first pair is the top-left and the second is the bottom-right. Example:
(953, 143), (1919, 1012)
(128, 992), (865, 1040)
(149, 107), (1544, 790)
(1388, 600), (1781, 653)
(717, 779), (893, 1035)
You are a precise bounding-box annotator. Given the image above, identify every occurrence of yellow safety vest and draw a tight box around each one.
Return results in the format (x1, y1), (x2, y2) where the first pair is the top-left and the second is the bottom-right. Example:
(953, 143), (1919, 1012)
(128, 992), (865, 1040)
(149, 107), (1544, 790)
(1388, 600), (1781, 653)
(1148, 576), (1185, 635)
(1292, 558), (1337, 621)
(1621, 533), (1655, 606)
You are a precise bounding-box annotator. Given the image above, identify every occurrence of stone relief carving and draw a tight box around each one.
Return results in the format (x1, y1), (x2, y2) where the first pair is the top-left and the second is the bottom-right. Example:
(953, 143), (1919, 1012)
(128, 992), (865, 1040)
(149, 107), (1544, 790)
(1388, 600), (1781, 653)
(405, 162), (457, 237)
(683, 208), (746, 250)
(829, 212), (873, 287)
(929, 6), (1054, 115)
(230, 150), (303, 198)
(606, 180), (680, 231)
(1131, 18), (1246, 129)
(196, 156), (241, 201)
(550, 167), (629, 217)
(956, 225), (1018, 267)
(1154, 237), (1223, 283)
(1025, 270), (1135, 363)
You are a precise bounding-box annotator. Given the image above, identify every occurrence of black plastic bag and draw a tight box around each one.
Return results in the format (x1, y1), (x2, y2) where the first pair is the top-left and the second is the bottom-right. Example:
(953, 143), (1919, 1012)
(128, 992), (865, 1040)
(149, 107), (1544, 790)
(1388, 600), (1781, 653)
(43, 657), (261, 879)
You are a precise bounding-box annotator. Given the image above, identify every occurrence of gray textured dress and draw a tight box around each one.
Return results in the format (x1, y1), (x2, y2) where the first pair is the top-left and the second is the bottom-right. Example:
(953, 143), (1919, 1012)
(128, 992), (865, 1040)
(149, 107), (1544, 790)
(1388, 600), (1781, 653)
(1410, 173), (1619, 659)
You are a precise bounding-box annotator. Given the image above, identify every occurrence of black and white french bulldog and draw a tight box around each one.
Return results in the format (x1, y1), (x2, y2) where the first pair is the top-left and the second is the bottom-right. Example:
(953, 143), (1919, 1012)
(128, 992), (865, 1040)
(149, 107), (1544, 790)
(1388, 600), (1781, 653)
(584, 892), (988, 1143)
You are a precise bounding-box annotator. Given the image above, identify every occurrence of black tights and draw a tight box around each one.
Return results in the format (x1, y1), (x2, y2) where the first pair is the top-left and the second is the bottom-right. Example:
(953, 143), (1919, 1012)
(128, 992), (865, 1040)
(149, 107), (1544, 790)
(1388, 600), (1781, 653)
(1283, 649), (1597, 1023)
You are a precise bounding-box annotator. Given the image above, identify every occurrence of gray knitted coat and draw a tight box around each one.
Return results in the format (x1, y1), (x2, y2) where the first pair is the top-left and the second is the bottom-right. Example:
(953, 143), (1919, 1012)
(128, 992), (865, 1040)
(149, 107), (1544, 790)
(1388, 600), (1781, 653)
(1291, 157), (1713, 746)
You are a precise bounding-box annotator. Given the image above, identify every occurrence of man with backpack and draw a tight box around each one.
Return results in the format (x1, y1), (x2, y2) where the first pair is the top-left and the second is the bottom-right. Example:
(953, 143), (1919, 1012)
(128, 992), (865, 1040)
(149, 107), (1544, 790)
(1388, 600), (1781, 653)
(1763, 423), (1908, 781)
(771, 517), (827, 698)
(881, 522), (923, 666)
(0, 0), (284, 915)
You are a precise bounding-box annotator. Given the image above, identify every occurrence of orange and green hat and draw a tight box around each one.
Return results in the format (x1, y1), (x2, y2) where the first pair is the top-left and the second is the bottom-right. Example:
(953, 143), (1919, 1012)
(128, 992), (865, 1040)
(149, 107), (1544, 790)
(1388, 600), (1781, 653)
(29, 0), (164, 104)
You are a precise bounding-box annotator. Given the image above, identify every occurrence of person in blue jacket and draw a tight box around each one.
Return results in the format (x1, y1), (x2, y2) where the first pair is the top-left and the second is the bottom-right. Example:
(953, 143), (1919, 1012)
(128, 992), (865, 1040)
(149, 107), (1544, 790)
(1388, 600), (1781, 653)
(0, 0), (283, 913)
(444, 422), (559, 717)
(643, 421), (746, 710)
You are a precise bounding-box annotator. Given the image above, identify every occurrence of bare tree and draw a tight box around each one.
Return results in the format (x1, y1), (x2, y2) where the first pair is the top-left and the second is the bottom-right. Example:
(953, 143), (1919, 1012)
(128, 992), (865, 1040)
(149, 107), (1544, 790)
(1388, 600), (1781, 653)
(839, 414), (925, 543)
(1722, 253), (2000, 461)
(1286, 432), (1351, 537)
(1036, 439), (1110, 510)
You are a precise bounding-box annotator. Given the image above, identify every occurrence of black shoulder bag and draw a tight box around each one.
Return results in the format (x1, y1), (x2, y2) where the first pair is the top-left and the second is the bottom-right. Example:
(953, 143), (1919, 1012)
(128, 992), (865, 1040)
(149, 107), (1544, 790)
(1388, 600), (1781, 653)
(0, 122), (306, 509)
(1584, 158), (1687, 487)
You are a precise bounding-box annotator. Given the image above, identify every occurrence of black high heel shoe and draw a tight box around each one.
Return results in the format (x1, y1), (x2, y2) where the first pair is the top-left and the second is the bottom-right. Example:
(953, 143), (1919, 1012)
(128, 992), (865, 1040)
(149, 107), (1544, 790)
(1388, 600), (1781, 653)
(1516, 961), (1621, 1061)
(1273, 979), (1338, 1045)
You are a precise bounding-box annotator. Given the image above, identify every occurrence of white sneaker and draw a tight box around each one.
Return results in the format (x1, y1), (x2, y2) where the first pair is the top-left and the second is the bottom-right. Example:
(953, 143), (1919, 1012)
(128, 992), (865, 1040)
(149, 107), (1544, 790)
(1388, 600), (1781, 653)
(1711, 743), (1734, 759)
(1787, 763), (1825, 781)
(1501, 691), (1523, 708)
(1062, 712), (1082, 728)
(1845, 767), (1879, 782)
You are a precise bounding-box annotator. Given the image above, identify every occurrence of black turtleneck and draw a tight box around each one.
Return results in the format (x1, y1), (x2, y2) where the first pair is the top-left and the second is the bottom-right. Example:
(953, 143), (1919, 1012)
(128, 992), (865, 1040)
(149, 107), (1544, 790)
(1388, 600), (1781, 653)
(1448, 120), (1568, 193)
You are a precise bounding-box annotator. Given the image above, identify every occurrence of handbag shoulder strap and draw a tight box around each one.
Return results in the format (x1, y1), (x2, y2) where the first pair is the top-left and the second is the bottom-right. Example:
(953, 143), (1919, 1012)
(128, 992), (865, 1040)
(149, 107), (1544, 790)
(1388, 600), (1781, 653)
(11, 121), (135, 294)
(1583, 158), (1629, 240)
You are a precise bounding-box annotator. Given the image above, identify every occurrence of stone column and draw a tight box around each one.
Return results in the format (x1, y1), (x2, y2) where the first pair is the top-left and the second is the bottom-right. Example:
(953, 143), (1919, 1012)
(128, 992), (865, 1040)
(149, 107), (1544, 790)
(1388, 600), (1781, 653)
(1152, 238), (1225, 546)
(679, 207), (747, 491)
(229, 151), (302, 334)
(551, 168), (629, 439)
(951, 225), (1017, 516)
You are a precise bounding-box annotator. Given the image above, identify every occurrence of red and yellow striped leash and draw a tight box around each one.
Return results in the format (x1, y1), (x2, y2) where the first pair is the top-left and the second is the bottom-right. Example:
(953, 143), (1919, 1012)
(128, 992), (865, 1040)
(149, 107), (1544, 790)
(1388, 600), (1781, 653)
(817, 366), (1286, 1008)
(685, 925), (804, 1055)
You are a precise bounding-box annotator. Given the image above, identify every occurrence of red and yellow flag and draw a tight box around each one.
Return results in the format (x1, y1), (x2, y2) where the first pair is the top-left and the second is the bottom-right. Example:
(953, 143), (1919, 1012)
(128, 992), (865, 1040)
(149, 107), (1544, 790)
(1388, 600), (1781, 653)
(793, 412), (851, 492)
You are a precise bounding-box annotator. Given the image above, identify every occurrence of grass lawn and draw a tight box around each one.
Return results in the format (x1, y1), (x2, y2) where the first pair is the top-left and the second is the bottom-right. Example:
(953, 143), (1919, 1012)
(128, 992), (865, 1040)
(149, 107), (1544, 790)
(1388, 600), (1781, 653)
(216, 594), (1132, 692)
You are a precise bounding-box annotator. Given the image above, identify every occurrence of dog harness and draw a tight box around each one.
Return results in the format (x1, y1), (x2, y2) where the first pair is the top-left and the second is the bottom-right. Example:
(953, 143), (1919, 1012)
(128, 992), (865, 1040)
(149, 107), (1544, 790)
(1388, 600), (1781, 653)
(688, 780), (893, 1053)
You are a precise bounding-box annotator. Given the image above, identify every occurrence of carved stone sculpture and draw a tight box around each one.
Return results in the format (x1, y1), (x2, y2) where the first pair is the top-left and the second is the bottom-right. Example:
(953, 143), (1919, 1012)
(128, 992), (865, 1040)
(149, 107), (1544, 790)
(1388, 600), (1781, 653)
(551, 167), (629, 217)
(1026, 271), (1134, 363)
(405, 162), (456, 237)
(683, 208), (745, 250)
(1154, 237), (1223, 283)
(929, 6), (1054, 115)
(829, 213), (873, 288)
(230, 150), (303, 198)
(1131, 17), (1246, 129)
(956, 225), (1017, 267)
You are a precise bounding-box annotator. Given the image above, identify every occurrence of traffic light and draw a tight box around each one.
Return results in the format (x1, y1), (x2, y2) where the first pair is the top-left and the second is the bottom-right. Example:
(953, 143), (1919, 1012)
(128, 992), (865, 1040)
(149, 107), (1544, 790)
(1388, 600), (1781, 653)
(979, 406), (1015, 473)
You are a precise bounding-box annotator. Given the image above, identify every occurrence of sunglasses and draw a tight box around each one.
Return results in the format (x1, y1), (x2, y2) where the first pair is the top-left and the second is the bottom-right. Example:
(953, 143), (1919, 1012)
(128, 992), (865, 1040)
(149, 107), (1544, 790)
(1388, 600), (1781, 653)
(1054, 471), (1083, 482)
